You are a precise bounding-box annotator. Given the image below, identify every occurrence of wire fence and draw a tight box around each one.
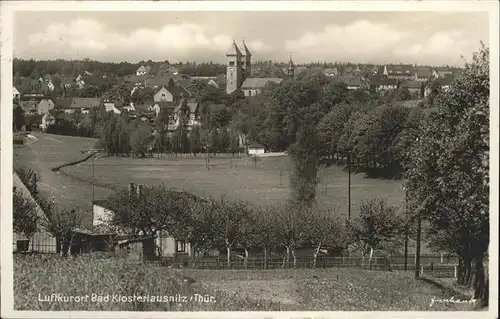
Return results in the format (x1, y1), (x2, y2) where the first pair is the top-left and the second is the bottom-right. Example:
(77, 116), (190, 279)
(153, 256), (391, 271)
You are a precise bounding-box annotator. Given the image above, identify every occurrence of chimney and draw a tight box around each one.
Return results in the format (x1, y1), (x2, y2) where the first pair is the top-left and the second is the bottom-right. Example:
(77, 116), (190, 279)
(137, 184), (143, 198)
(128, 183), (136, 197)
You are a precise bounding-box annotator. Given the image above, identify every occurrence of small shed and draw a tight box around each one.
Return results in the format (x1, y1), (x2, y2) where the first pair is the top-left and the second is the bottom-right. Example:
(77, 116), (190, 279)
(247, 143), (265, 156)
(115, 237), (156, 261)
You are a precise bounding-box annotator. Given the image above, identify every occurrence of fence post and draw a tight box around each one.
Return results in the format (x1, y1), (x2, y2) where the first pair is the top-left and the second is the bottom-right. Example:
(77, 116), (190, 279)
(440, 253), (444, 264)
(453, 265), (457, 278)
(420, 264), (424, 275)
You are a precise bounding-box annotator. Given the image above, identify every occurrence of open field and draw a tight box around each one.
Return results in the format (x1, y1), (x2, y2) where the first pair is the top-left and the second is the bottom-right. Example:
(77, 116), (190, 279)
(13, 132), (114, 212)
(14, 253), (475, 311)
(13, 133), (443, 253)
(61, 153), (405, 217)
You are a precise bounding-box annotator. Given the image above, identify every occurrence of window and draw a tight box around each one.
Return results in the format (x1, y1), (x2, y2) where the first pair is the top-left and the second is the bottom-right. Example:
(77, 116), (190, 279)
(229, 61), (235, 66)
(176, 240), (186, 253)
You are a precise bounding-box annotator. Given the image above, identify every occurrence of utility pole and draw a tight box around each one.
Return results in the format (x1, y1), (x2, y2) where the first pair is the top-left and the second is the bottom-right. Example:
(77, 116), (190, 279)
(82, 148), (104, 206)
(92, 155), (95, 204)
(415, 208), (422, 279)
(348, 151), (351, 220)
(403, 186), (409, 272)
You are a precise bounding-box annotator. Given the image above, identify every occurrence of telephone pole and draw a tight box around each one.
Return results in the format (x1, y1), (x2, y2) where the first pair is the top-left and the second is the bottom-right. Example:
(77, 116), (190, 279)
(82, 148), (104, 206)
(403, 186), (409, 272)
(415, 208), (422, 279)
(348, 151), (352, 220)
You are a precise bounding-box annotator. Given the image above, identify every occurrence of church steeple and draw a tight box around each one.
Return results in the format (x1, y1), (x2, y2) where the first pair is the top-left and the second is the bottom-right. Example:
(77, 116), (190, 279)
(287, 52), (295, 78)
(242, 38), (252, 78)
(226, 39), (243, 94)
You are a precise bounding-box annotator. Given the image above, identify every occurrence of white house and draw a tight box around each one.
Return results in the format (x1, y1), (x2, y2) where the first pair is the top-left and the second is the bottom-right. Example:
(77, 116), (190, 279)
(13, 173), (57, 253)
(207, 79), (219, 88)
(92, 195), (191, 258)
(40, 113), (56, 131)
(247, 143), (265, 156)
(13, 87), (20, 100)
(47, 80), (55, 92)
(154, 86), (174, 103)
(136, 65), (151, 76)
(103, 100), (122, 114)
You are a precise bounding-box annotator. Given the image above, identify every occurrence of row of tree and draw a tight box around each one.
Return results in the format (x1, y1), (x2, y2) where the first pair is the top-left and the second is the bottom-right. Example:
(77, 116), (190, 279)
(13, 172), (406, 270)
(405, 44), (489, 305)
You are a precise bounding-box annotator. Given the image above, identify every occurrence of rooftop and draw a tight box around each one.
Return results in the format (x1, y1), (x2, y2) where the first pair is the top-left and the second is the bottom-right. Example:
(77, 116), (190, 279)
(241, 77), (282, 89)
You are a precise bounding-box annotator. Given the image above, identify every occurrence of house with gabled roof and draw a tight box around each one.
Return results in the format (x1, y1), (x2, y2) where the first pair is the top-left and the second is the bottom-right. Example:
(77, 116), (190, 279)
(324, 67), (339, 77)
(413, 67), (435, 82)
(400, 80), (425, 98)
(13, 87), (21, 101)
(54, 97), (101, 114)
(383, 65), (414, 80)
(103, 99), (123, 114)
(20, 101), (38, 115)
(433, 67), (454, 78)
(145, 75), (176, 89)
(136, 65), (151, 76)
(169, 99), (201, 131)
(373, 77), (399, 91)
(241, 78), (282, 97)
(424, 77), (454, 98)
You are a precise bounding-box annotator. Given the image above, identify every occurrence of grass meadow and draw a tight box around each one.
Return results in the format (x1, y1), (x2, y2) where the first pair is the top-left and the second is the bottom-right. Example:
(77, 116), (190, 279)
(13, 133), (115, 211)
(60, 153), (405, 218)
(14, 253), (475, 311)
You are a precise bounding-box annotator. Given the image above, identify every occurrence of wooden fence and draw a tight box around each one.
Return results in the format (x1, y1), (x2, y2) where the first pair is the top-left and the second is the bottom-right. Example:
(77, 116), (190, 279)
(147, 255), (458, 278)
(154, 256), (391, 271)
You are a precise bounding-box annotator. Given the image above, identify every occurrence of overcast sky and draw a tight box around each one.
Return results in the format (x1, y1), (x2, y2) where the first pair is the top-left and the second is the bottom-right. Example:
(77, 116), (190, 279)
(13, 11), (489, 66)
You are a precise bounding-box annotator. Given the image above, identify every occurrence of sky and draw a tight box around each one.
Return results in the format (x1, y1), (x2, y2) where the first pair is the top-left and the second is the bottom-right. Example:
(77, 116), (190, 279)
(13, 11), (489, 66)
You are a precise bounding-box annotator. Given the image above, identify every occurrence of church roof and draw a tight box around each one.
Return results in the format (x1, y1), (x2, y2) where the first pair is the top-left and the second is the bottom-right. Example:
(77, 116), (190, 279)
(242, 40), (252, 57)
(241, 77), (282, 89)
(226, 40), (242, 56)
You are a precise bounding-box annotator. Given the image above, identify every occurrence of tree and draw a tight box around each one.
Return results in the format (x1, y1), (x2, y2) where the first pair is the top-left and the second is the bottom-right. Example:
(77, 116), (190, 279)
(13, 188), (39, 251)
(394, 87), (411, 101)
(130, 123), (153, 158)
(210, 197), (249, 268)
(107, 184), (195, 242)
(189, 125), (202, 155)
(273, 203), (307, 268)
(208, 129), (219, 155)
(317, 104), (352, 160)
(405, 45), (489, 306)
(100, 114), (131, 155)
(304, 206), (348, 268)
(40, 204), (84, 256)
(13, 105), (25, 131)
(288, 105), (322, 206)
(15, 168), (40, 196)
(235, 206), (261, 269)
(347, 198), (403, 262)
(253, 206), (279, 269)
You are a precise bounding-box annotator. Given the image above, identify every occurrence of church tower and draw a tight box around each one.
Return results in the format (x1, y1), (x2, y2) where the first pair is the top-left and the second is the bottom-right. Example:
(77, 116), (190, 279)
(287, 53), (295, 78)
(226, 39), (243, 94)
(242, 39), (252, 79)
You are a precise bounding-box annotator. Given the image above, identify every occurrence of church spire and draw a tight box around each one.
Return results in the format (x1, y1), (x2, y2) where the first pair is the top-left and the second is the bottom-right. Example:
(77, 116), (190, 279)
(288, 52), (295, 78)
(242, 38), (252, 57)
